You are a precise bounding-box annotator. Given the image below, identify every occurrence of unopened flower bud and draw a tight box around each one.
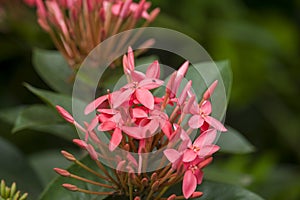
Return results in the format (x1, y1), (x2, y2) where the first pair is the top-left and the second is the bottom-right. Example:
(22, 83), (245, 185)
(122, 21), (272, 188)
(54, 168), (70, 177)
(56, 106), (74, 123)
(73, 139), (88, 149)
(151, 180), (159, 191)
(148, 8), (160, 22)
(191, 191), (203, 198)
(203, 80), (218, 100)
(61, 150), (76, 161)
(150, 172), (157, 182)
(87, 144), (98, 160)
(62, 183), (78, 191)
(167, 194), (176, 200)
(141, 178), (148, 186)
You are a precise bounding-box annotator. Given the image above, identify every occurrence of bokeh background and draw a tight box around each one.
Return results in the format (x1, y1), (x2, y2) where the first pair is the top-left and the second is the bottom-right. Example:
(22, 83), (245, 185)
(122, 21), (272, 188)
(0, 0), (300, 199)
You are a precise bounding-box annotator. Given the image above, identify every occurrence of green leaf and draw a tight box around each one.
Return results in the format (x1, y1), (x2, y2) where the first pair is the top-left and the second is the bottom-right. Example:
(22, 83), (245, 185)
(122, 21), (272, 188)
(39, 155), (111, 200)
(203, 166), (253, 186)
(0, 106), (25, 125)
(217, 126), (255, 154)
(198, 181), (264, 200)
(0, 137), (43, 199)
(24, 83), (86, 113)
(12, 105), (76, 140)
(165, 180), (264, 200)
(33, 49), (73, 94)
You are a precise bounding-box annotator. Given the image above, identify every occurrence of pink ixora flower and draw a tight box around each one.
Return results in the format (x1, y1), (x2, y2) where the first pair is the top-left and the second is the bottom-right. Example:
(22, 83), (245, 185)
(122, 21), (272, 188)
(188, 98), (227, 132)
(164, 129), (221, 199)
(55, 47), (227, 199)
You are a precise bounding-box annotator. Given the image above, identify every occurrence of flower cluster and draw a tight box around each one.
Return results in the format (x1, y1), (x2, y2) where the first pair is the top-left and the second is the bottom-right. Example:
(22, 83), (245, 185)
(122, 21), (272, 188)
(55, 47), (226, 199)
(24, 0), (159, 69)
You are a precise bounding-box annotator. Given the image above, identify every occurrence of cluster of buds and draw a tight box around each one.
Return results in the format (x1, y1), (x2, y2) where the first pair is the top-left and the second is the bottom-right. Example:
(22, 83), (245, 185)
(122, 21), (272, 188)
(56, 47), (227, 199)
(24, 0), (160, 69)
(0, 180), (28, 200)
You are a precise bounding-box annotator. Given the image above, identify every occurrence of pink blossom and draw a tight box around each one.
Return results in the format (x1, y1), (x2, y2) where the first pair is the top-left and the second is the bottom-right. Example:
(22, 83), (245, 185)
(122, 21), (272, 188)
(182, 129), (219, 163)
(113, 77), (163, 109)
(188, 99), (227, 132)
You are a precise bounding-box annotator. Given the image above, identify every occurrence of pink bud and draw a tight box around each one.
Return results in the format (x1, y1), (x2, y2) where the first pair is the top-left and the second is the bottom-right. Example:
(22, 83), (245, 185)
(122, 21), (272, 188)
(123, 54), (130, 75)
(198, 157), (213, 169)
(116, 160), (126, 172)
(36, 0), (46, 17)
(150, 172), (158, 181)
(151, 180), (160, 191)
(148, 8), (160, 22)
(133, 0), (146, 19)
(62, 183), (78, 191)
(177, 61), (189, 77)
(120, 0), (132, 18)
(54, 168), (70, 177)
(61, 150), (76, 161)
(203, 80), (218, 100)
(127, 46), (135, 71)
(178, 80), (192, 105)
(141, 177), (148, 186)
(24, 0), (36, 7)
(87, 144), (98, 160)
(56, 105), (74, 123)
(73, 139), (88, 149)
(89, 131), (101, 144)
(46, 1), (69, 37)
(87, 0), (95, 11)
(191, 191), (203, 198)
(167, 194), (176, 200)
(36, 0), (50, 31)
(134, 197), (141, 200)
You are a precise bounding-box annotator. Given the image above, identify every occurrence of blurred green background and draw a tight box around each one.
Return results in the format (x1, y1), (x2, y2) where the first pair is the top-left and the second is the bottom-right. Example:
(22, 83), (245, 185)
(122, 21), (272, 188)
(0, 0), (300, 199)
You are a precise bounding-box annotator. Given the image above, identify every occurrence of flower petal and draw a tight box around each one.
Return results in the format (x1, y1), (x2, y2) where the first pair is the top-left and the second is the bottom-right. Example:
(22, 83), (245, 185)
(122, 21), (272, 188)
(193, 129), (217, 147)
(204, 116), (227, 132)
(195, 169), (204, 184)
(164, 149), (181, 163)
(122, 126), (144, 139)
(183, 170), (197, 199)
(131, 70), (146, 82)
(112, 88), (134, 108)
(109, 127), (122, 151)
(98, 121), (116, 131)
(84, 95), (108, 115)
(198, 145), (220, 158)
(87, 116), (99, 131)
(188, 115), (204, 129)
(201, 100), (212, 115)
(182, 149), (197, 163)
(136, 88), (154, 110)
(146, 60), (160, 78)
(131, 107), (148, 118)
(139, 78), (164, 90)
